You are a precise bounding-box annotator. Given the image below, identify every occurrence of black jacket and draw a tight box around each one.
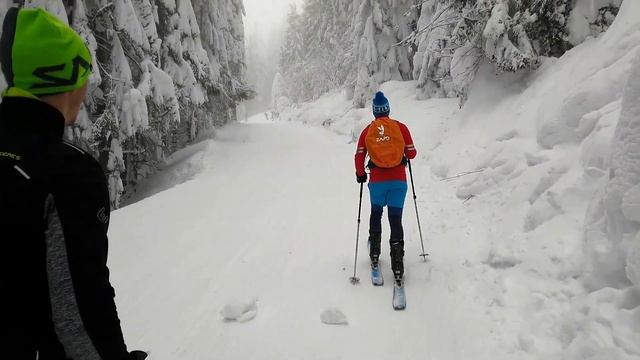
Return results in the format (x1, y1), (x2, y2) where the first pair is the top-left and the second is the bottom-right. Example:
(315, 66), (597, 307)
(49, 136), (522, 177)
(0, 96), (130, 360)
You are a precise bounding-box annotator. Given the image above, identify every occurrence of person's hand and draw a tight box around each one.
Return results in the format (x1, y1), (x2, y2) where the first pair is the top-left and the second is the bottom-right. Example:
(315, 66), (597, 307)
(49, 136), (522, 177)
(130, 350), (148, 360)
(357, 174), (367, 183)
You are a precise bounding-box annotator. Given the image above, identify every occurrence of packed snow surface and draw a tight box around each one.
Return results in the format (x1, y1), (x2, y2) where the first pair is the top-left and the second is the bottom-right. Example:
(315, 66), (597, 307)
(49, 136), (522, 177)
(111, 111), (503, 360)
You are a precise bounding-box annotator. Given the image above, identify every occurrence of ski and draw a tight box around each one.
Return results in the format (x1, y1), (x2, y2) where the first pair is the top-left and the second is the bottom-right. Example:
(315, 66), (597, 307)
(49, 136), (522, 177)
(371, 263), (384, 286)
(392, 282), (406, 310)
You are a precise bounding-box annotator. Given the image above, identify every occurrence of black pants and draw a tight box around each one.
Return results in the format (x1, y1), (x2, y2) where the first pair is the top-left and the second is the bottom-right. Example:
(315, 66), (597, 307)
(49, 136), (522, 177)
(369, 205), (405, 280)
(370, 205), (403, 240)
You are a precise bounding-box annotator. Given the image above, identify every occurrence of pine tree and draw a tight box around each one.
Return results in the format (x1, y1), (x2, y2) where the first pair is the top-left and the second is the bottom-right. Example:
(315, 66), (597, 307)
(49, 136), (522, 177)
(270, 72), (291, 118)
(302, 0), (353, 99)
(526, 0), (572, 57)
(245, 24), (283, 115)
(156, 0), (208, 152)
(279, 4), (308, 102)
(351, 0), (420, 108)
(192, 0), (254, 129)
(2, 0), (252, 207)
(412, 0), (458, 100)
(402, 0), (622, 104)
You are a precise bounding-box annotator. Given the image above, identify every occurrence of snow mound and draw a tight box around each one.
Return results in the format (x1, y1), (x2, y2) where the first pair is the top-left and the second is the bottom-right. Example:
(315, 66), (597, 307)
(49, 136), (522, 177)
(220, 298), (258, 323)
(320, 308), (348, 326)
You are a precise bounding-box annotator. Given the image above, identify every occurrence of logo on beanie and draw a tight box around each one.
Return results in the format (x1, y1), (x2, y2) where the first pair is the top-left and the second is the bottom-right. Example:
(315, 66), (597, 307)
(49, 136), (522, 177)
(30, 56), (92, 90)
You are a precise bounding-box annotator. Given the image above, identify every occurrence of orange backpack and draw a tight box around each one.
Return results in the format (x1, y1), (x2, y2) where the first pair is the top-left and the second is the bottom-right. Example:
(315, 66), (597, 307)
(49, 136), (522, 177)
(365, 117), (405, 168)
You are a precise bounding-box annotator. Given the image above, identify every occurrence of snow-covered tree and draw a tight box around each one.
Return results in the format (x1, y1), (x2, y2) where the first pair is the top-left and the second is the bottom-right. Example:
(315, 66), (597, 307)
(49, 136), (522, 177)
(1, 1), (252, 207)
(526, 0), (573, 57)
(24, 0), (68, 22)
(245, 24), (284, 115)
(192, 0), (254, 129)
(155, 0), (207, 151)
(300, 0), (354, 100)
(270, 72), (291, 118)
(411, 0), (458, 100)
(277, 0), (356, 104)
(279, 4), (308, 102)
(405, 0), (622, 104)
(350, 0), (420, 108)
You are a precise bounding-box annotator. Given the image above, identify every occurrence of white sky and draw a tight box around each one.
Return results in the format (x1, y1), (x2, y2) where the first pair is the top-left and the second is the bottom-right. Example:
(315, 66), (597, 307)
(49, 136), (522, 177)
(243, 0), (303, 36)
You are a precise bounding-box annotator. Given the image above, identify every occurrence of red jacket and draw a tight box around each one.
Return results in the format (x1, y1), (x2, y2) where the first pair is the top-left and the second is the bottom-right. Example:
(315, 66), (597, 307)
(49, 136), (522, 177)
(355, 117), (417, 183)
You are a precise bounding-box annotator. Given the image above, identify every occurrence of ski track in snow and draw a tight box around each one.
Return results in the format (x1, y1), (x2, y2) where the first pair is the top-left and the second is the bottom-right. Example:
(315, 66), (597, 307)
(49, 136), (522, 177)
(108, 108), (507, 360)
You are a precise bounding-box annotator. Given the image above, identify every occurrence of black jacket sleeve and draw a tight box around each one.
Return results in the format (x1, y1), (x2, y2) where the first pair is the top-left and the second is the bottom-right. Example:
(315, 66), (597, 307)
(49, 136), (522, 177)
(52, 145), (130, 360)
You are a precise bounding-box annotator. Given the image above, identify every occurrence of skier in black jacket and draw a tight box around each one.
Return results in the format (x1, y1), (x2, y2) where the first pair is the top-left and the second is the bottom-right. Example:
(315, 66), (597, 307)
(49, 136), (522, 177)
(0, 7), (146, 360)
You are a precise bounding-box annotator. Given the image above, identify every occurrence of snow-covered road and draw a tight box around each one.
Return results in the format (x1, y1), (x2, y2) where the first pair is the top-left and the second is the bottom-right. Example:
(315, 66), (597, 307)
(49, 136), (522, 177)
(108, 111), (508, 360)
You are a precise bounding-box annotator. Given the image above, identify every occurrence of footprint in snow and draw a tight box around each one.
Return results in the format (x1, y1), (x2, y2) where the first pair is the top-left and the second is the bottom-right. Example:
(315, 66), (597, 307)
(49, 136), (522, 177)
(321, 308), (348, 325)
(220, 298), (258, 323)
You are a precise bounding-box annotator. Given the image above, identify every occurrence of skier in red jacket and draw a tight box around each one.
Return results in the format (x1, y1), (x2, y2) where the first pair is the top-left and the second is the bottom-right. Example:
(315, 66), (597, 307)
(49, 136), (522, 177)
(354, 92), (417, 286)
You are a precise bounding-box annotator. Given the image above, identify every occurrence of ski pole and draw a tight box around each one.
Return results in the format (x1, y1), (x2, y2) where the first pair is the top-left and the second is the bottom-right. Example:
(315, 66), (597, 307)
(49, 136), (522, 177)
(350, 182), (364, 284)
(408, 160), (428, 261)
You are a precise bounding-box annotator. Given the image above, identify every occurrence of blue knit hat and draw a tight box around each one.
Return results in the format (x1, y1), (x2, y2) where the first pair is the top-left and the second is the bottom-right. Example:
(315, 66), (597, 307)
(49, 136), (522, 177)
(372, 91), (390, 117)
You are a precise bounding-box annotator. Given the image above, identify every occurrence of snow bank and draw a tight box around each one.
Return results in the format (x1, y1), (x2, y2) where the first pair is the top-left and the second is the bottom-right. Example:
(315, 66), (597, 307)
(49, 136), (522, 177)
(429, 3), (640, 353)
(564, 46), (640, 360)
(584, 50), (640, 291)
(278, 89), (371, 141)
(277, 80), (458, 148)
(535, 1), (640, 149)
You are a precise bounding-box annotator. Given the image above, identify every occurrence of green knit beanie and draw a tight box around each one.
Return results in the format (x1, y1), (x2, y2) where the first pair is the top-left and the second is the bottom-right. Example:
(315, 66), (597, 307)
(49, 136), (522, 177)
(0, 7), (92, 96)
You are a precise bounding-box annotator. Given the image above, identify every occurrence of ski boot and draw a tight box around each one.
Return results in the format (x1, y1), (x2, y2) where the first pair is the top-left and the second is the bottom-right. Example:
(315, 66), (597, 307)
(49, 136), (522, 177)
(390, 239), (405, 286)
(368, 232), (381, 266)
(390, 239), (406, 310)
(369, 233), (383, 286)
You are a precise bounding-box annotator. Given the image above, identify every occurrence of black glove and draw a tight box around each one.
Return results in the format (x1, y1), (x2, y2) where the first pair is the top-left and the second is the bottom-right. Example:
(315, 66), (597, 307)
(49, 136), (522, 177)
(401, 156), (409, 166)
(357, 174), (367, 183)
(130, 351), (148, 360)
